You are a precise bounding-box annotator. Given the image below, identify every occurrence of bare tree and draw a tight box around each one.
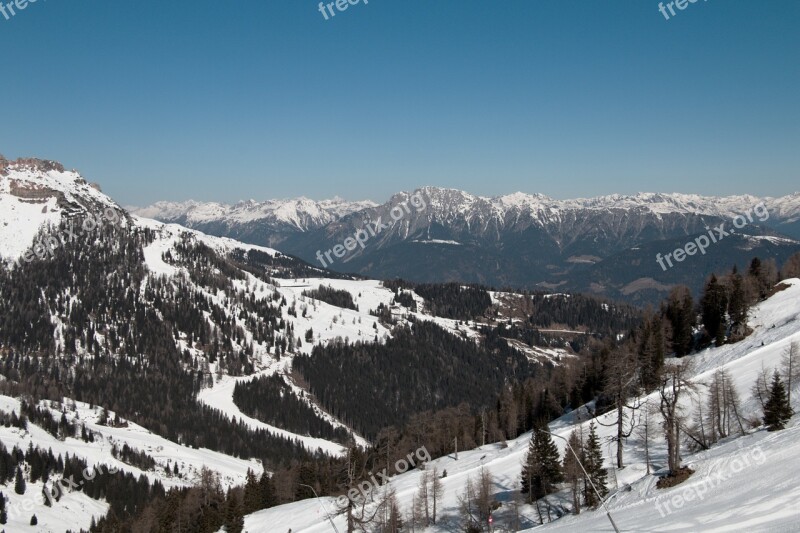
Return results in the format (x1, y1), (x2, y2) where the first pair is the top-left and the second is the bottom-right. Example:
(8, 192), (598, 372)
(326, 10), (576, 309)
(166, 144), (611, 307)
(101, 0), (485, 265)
(336, 447), (380, 532)
(431, 466), (444, 525)
(375, 486), (402, 533)
(688, 369), (745, 450)
(752, 363), (772, 411)
(635, 399), (657, 475)
(781, 341), (800, 405)
(456, 475), (480, 532)
(475, 466), (495, 524)
(658, 362), (695, 475)
(596, 346), (641, 468)
(415, 468), (430, 527)
(507, 481), (524, 532)
(780, 252), (800, 280)
(562, 430), (583, 513)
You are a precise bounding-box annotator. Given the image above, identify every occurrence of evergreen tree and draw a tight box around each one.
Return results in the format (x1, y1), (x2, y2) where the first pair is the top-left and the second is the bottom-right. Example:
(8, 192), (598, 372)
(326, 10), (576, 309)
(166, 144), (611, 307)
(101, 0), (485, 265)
(258, 472), (277, 508)
(728, 266), (748, 328)
(764, 371), (793, 431)
(665, 286), (695, 356)
(701, 274), (728, 346)
(223, 492), (245, 533)
(14, 466), (25, 495)
(520, 425), (563, 502)
(242, 469), (261, 514)
(582, 422), (608, 508)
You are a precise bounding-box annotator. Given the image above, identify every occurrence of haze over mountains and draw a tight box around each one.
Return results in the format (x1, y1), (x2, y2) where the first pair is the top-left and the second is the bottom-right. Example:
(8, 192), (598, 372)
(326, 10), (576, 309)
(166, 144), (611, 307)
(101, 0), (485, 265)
(135, 187), (800, 303)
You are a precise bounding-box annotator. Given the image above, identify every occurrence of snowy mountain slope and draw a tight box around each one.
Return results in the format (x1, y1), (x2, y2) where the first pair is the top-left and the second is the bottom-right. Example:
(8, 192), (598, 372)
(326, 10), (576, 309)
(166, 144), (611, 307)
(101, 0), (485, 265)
(245, 279), (800, 532)
(0, 156), (125, 264)
(0, 395), (262, 533)
(2, 478), (108, 533)
(197, 367), (370, 457)
(0, 397), (260, 491)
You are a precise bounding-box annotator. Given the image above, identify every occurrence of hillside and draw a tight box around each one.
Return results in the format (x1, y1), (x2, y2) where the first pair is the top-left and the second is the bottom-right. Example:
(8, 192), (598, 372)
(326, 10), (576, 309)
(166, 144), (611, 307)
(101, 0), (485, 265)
(244, 279), (800, 532)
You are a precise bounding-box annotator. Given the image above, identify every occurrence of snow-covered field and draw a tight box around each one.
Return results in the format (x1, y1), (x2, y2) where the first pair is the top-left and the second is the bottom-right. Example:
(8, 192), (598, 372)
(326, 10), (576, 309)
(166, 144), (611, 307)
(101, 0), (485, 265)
(244, 279), (800, 532)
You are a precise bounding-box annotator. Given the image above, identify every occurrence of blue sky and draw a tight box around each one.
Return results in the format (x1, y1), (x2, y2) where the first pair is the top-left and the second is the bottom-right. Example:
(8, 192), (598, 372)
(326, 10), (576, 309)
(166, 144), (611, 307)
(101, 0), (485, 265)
(0, 0), (798, 206)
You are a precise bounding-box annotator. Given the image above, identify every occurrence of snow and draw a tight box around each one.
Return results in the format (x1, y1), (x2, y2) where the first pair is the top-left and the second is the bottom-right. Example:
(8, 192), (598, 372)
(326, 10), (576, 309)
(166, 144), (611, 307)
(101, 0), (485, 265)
(0, 395), (263, 533)
(132, 197), (378, 230)
(412, 239), (462, 245)
(0, 396), (262, 490)
(3, 479), (109, 533)
(271, 277), (395, 354)
(0, 165), (118, 264)
(248, 279), (800, 532)
(197, 367), (366, 457)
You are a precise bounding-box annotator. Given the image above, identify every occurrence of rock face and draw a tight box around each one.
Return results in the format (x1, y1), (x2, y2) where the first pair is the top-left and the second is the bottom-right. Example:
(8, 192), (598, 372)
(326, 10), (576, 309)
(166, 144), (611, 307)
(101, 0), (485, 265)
(3, 156), (65, 174)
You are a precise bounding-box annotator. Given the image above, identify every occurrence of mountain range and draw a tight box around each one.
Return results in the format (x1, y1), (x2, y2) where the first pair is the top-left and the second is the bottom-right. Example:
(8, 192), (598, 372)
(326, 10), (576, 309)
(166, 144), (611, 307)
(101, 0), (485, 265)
(134, 187), (800, 303)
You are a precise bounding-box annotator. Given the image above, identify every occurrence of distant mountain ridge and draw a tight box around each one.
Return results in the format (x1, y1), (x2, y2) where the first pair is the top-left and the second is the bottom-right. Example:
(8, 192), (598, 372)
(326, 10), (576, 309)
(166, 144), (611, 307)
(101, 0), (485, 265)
(130, 196), (377, 248)
(135, 186), (800, 303)
(134, 188), (800, 229)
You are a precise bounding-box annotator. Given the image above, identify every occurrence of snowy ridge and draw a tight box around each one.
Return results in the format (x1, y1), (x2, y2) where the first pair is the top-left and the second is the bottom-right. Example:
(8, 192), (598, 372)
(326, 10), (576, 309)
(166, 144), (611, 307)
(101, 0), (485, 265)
(132, 196), (378, 231)
(135, 187), (800, 240)
(139, 188), (800, 229)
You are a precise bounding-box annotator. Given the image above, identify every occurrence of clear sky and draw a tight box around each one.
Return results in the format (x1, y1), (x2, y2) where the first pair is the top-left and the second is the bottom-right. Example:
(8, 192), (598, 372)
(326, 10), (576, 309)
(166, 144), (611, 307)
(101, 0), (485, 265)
(0, 0), (798, 206)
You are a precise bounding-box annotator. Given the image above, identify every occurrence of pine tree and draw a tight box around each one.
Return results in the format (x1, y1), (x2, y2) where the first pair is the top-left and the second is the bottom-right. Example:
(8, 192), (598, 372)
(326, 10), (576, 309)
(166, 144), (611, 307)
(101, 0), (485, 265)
(582, 422), (608, 508)
(701, 274), (728, 346)
(665, 286), (695, 356)
(242, 469), (261, 514)
(224, 492), (245, 533)
(764, 371), (793, 431)
(728, 266), (748, 329)
(14, 466), (25, 495)
(520, 425), (563, 502)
